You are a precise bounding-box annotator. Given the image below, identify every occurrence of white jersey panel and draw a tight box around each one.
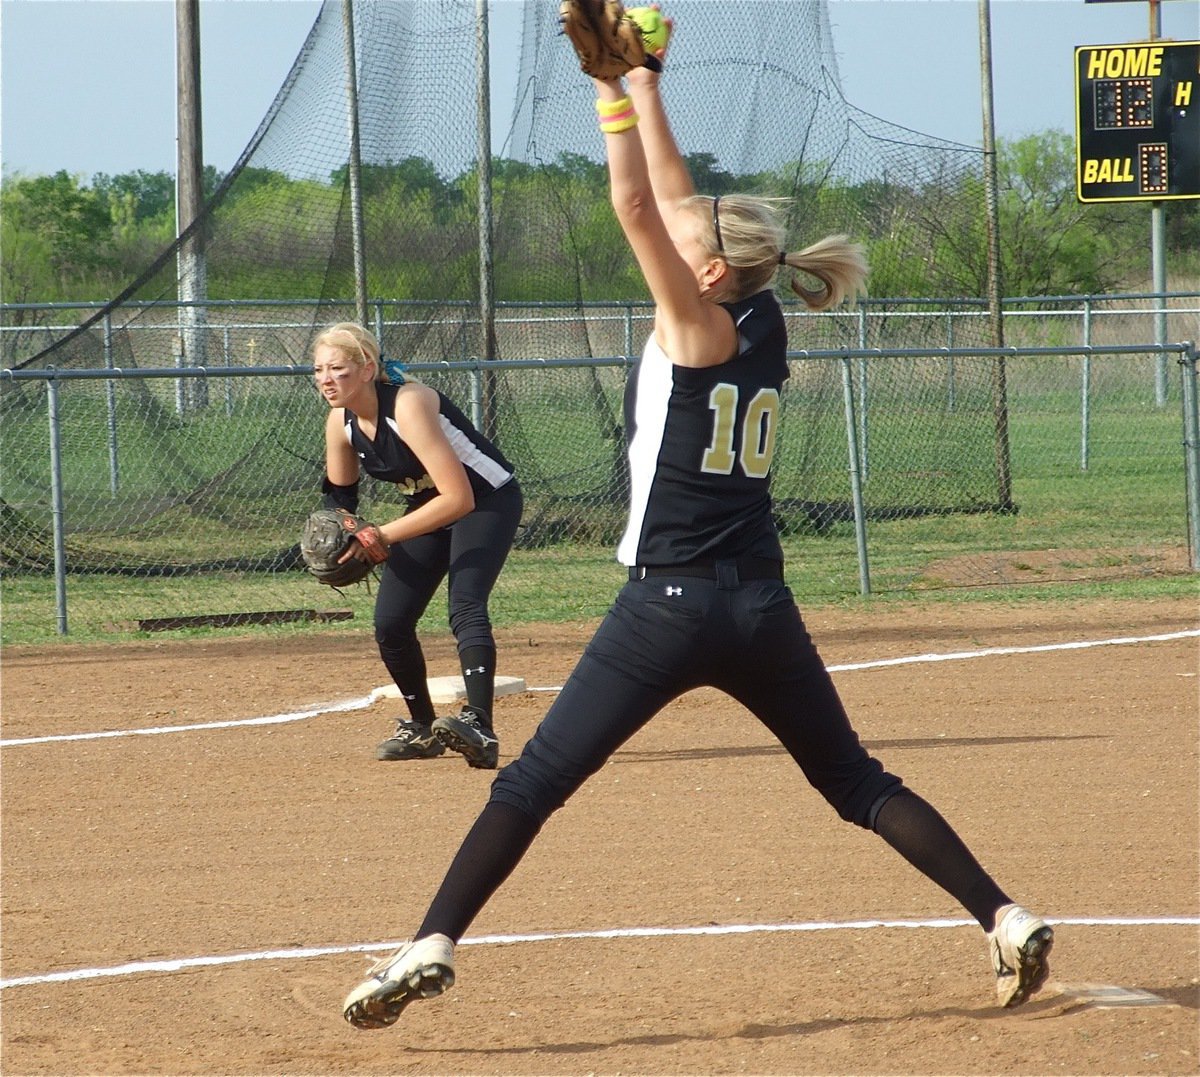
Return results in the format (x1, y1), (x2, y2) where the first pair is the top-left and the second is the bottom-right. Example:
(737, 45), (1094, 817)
(616, 336), (674, 565)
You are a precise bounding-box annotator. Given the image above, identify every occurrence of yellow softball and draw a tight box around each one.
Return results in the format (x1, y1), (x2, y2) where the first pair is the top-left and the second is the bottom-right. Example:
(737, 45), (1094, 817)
(625, 6), (670, 54)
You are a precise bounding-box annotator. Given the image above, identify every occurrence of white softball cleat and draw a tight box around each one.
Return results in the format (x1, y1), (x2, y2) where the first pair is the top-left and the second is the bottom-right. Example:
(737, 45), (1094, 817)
(342, 933), (456, 1030)
(988, 903), (1054, 1007)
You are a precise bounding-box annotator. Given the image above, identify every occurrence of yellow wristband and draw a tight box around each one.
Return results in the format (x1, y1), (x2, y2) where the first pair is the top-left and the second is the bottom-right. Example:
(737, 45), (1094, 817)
(595, 95), (634, 118)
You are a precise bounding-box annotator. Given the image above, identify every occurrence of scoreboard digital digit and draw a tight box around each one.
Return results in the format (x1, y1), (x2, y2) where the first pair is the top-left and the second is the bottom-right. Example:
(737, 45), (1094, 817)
(1075, 40), (1200, 202)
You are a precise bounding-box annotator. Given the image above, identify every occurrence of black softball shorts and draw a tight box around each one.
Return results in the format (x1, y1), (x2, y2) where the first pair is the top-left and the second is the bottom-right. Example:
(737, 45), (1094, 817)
(373, 479), (523, 653)
(489, 570), (903, 826)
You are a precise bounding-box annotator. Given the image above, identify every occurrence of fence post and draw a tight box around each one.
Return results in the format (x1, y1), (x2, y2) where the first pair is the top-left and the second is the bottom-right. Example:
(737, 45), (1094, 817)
(840, 352), (871, 595)
(857, 306), (870, 482)
(103, 312), (120, 495)
(223, 326), (234, 416)
(1179, 342), (1200, 571)
(46, 375), (69, 634)
(945, 308), (957, 412)
(1081, 298), (1092, 472)
(469, 357), (485, 432)
(373, 299), (385, 351)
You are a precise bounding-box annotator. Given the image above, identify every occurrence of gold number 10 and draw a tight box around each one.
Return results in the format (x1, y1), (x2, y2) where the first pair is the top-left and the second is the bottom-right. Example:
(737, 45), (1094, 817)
(701, 383), (780, 478)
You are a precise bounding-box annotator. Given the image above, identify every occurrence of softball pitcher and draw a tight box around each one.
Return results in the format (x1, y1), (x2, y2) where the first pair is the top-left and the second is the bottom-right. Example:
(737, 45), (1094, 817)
(342, 3), (1052, 1027)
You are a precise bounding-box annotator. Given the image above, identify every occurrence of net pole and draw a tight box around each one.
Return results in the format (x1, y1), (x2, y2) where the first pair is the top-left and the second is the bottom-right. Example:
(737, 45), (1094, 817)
(475, 0), (498, 439)
(978, 0), (1013, 510)
(341, 0), (368, 326)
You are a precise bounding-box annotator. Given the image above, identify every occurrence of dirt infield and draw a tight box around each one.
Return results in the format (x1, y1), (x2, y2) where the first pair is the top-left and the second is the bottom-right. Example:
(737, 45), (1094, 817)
(2, 593), (1198, 1076)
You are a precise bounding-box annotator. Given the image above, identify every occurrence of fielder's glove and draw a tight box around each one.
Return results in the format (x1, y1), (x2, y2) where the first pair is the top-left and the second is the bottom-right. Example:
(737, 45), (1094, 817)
(560, 0), (662, 80)
(300, 508), (389, 588)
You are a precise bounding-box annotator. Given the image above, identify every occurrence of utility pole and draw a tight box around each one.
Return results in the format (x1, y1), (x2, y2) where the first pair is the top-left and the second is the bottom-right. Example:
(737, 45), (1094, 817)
(978, 0), (1013, 510)
(176, 0), (208, 409)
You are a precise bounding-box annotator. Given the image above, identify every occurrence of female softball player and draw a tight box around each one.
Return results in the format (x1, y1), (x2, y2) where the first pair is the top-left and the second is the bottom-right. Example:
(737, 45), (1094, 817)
(313, 322), (522, 768)
(342, 10), (1051, 1027)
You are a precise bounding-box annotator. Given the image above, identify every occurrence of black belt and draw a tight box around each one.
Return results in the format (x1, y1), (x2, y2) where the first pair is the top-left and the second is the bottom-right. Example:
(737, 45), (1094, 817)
(628, 556), (783, 583)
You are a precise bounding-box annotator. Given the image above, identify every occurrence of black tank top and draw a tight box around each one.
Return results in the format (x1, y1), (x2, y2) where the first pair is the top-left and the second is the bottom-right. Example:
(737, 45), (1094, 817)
(343, 382), (514, 507)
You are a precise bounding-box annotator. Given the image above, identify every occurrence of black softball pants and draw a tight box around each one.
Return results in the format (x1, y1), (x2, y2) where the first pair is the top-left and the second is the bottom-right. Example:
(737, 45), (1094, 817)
(374, 479), (522, 662)
(417, 566), (1011, 942)
(490, 570), (903, 825)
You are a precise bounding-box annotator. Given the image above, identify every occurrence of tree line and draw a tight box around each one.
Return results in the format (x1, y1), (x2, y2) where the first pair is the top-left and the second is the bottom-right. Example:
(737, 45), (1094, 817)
(2, 130), (1196, 317)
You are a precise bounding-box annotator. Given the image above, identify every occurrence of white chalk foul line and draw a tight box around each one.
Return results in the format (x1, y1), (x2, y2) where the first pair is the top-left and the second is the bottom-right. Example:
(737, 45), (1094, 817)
(824, 629), (1200, 673)
(2, 916), (1195, 991)
(0, 695), (375, 747)
(524, 628), (1200, 691)
(4, 629), (1195, 744)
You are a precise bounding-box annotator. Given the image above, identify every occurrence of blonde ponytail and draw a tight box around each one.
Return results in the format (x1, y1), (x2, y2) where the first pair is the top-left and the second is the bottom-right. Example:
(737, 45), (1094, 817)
(779, 235), (868, 311)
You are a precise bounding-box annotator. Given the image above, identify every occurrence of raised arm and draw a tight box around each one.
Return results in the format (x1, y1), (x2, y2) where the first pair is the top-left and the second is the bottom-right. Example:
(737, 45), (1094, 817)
(625, 60), (693, 223)
(593, 71), (735, 369)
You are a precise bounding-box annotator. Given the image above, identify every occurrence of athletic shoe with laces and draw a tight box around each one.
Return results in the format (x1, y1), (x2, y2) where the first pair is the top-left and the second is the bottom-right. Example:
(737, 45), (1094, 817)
(374, 720), (445, 761)
(342, 933), (456, 1030)
(988, 903), (1054, 1007)
(432, 707), (499, 769)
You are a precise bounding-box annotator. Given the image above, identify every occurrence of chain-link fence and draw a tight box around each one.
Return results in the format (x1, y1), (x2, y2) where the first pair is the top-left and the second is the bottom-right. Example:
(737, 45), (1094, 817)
(3, 300), (1197, 642)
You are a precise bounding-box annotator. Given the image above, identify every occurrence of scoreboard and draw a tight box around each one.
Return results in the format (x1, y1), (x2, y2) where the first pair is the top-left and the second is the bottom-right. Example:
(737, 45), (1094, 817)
(1074, 40), (1200, 202)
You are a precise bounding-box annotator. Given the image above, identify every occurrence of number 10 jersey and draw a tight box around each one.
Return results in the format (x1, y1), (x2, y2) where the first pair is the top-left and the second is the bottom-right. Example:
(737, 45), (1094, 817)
(617, 289), (789, 568)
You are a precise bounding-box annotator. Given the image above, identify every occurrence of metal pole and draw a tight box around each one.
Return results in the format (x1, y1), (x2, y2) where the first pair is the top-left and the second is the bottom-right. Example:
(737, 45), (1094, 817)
(373, 300), (384, 354)
(103, 312), (119, 494)
(1081, 299), (1091, 471)
(840, 354), (871, 595)
(476, 0), (498, 439)
(946, 309), (957, 412)
(46, 377), (69, 634)
(1149, 0), (1168, 407)
(856, 306), (869, 483)
(223, 326), (234, 416)
(1179, 342), (1200, 571)
(979, 0), (1014, 510)
(1152, 208), (1169, 406)
(341, 0), (368, 326)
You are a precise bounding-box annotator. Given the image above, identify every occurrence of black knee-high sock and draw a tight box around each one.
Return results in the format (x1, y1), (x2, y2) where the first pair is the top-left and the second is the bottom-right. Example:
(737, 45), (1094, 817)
(873, 789), (1011, 932)
(459, 644), (496, 727)
(378, 639), (436, 727)
(417, 802), (541, 942)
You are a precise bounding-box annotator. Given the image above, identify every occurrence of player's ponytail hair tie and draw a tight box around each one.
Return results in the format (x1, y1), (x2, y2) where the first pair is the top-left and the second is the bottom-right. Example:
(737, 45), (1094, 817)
(778, 250), (789, 266)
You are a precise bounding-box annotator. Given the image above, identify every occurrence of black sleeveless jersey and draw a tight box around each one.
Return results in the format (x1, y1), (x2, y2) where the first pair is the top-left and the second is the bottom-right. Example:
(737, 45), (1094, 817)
(617, 290), (788, 566)
(343, 382), (515, 507)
